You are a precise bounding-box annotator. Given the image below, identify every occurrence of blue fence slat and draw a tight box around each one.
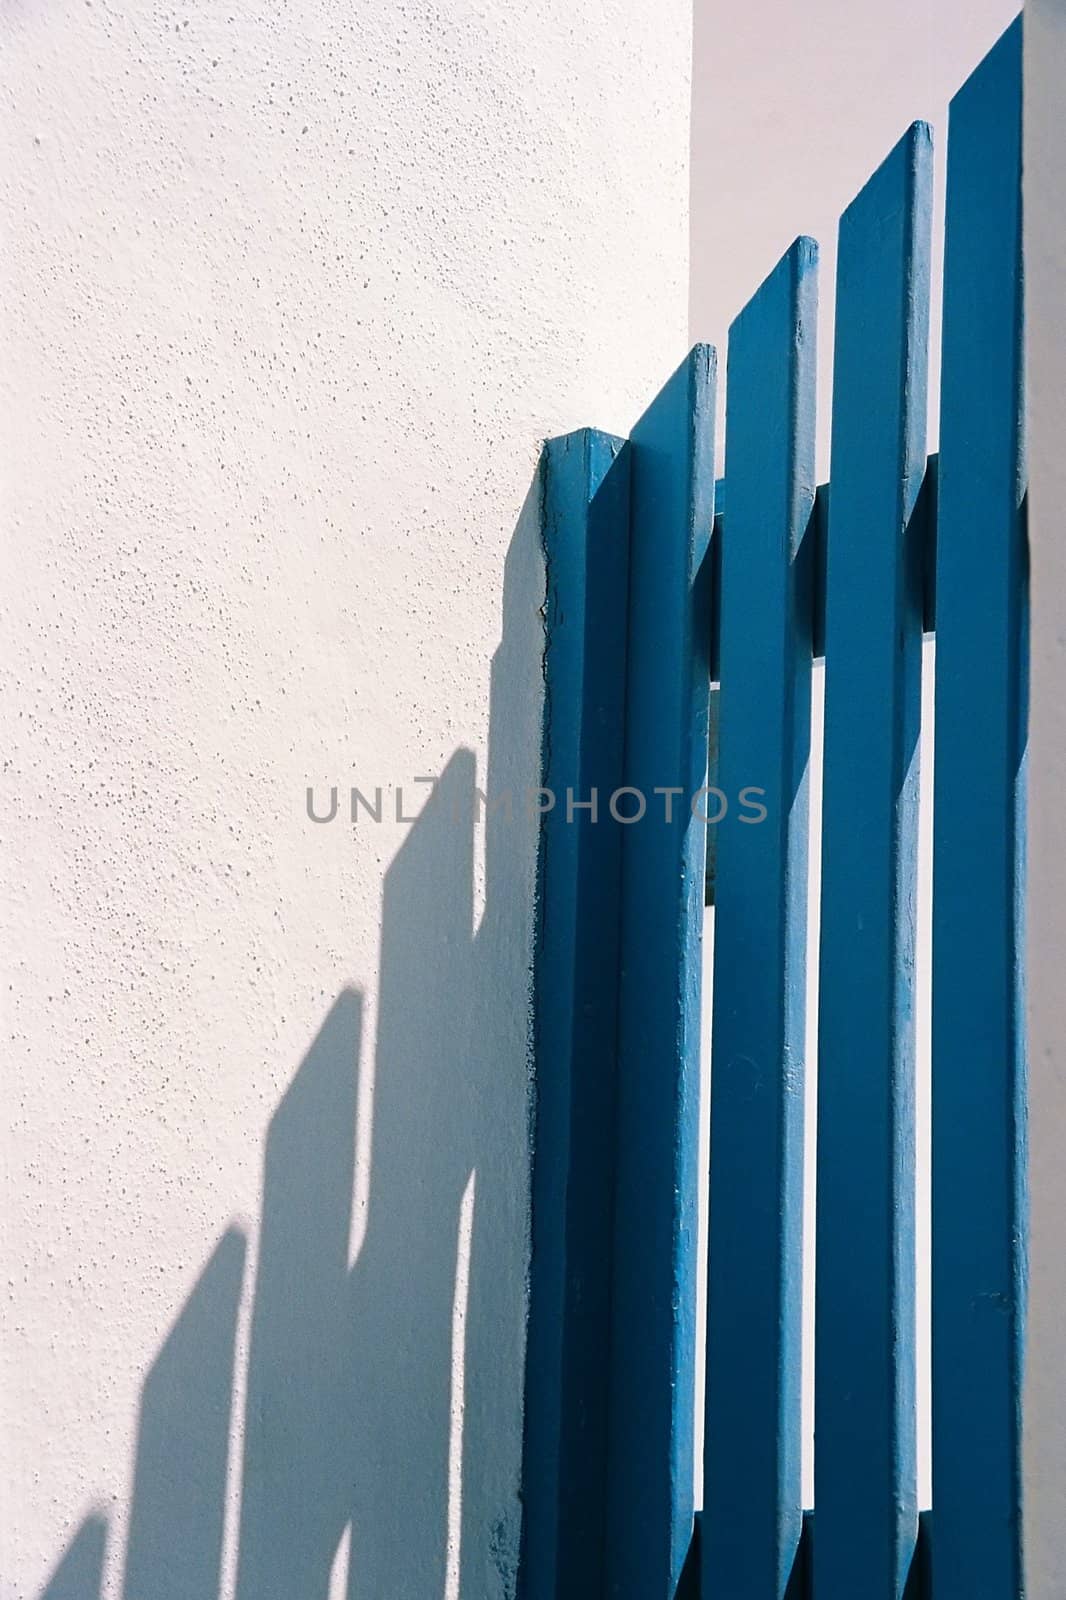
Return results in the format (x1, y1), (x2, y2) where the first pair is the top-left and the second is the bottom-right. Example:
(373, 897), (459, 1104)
(702, 238), (818, 1600)
(605, 347), (716, 1599)
(814, 121), (932, 1599)
(521, 430), (631, 1600)
(931, 21), (1026, 1599)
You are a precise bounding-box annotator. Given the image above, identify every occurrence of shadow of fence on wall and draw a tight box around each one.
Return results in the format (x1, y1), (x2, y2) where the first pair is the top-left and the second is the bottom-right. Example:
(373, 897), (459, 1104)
(37, 475), (544, 1600)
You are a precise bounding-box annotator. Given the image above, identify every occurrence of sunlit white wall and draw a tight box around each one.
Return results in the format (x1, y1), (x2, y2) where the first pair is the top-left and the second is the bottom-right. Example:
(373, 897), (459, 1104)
(0, 4), (692, 1596)
(1024, 3), (1066, 1595)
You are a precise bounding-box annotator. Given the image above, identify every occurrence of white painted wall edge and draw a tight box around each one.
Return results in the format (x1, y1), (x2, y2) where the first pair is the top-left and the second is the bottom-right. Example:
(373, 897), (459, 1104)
(1023, 2), (1066, 1593)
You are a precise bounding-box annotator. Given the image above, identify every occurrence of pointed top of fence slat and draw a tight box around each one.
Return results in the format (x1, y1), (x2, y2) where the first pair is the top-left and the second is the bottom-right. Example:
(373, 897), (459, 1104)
(627, 344), (717, 581)
(729, 235), (818, 343)
(632, 340), (716, 425)
(832, 118), (933, 535)
(839, 120), (932, 246)
(725, 235), (819, 567)
(949, 13), (1021, 117)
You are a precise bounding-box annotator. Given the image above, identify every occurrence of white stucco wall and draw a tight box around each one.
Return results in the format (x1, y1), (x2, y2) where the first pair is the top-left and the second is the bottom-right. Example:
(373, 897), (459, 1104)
(0, 5), (691, 1596)
(1023, 3), (1066, 1594)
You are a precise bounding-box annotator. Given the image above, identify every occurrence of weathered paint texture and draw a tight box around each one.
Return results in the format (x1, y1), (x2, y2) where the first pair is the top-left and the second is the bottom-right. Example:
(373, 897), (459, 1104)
(815, 121), (931, 1600)
(605, 346), (716, 1600)
(703, 235), (817, 1600)
(931, 26), (1027, 1600)
(521, 429), (630, 1600)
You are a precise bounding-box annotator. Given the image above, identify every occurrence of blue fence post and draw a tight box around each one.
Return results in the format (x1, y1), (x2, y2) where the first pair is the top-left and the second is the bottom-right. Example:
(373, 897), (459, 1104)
(931, 21), (1027, 1598)
(605, 347), (717, 1599)
(521, 430), (631, 1600)
(521, 30), (1028, 1594)
(814, 120), (932, 1600)
(702, 237), (818, 1600)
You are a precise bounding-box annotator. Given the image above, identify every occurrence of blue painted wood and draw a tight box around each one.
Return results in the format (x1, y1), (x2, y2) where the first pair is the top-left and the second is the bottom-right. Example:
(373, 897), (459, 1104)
(702, 237), (818, 1600)
(931, 21), (1027, 1598)
(717, 452), (934, 671)
(814, 121), (932, 1599)
(605, 346), (716, 1599)
(520, 429), (631, 1600)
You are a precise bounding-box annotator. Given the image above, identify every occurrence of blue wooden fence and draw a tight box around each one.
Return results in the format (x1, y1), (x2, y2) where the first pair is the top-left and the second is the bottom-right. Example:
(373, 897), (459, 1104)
(522, 17), (1026, 1600)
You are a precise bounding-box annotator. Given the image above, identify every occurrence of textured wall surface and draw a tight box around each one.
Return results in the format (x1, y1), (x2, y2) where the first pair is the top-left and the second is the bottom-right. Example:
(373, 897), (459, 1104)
(1024, 3), (1066, 1594)
(0, 4), (690, 1595)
